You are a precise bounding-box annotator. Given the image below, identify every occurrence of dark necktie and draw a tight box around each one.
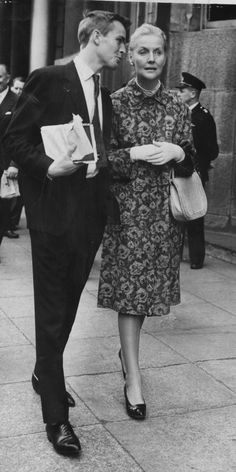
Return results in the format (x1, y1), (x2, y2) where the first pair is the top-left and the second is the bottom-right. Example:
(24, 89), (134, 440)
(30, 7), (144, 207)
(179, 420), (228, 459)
(92, 74), (107, 168)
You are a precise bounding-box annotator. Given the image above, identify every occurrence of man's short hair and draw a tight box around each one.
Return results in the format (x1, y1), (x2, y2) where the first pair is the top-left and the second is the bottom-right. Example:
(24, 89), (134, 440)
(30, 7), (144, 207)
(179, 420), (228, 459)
(78, 10), (130, 47)
(13, 76), (25, 84)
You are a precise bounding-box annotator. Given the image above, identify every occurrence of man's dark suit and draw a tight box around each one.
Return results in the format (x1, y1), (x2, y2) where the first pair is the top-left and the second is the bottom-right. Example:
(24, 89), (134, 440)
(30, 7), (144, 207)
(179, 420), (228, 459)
(4, 61), (114, 423)
(187, 103), (219, 267)
(0, 89), (18, 246)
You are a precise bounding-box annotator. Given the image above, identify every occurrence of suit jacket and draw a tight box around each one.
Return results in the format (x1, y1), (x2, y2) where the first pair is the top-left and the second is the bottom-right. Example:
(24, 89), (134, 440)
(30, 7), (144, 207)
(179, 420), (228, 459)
(0, 89), (18, 175)
(191, 103), (219, 183)
(4, 61), (115, 235)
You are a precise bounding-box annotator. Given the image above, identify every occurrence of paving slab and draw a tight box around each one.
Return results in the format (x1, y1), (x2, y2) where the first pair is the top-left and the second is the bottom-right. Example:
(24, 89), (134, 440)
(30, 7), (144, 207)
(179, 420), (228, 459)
(0, 345), (35, 383)
(106, 405), (236, 472)
(0, 279), (33, 297)
(0, 382), (97, 438)
(156, 331), (236, 362)
(0, 424), (143, 472)
(0, 295), (34, 319)
(64, 333), (186, 378)
(145, 300), (236, 335)
(0, 318), (31, 347)
(0, 308), (6, 319)
(180, 276), (236, 314)
(198, 359), (236, 393)
(67, 363), (236, 422)
(11, 316), (35, 344)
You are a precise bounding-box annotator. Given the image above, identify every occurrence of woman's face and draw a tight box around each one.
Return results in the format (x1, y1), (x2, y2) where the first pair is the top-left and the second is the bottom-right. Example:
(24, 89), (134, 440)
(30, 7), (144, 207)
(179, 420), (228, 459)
(130, 34), (166, 89)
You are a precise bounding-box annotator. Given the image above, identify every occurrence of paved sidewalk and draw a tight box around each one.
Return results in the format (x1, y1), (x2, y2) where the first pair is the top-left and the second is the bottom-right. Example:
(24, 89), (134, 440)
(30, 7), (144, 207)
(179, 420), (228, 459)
(1, 222), (236, 472)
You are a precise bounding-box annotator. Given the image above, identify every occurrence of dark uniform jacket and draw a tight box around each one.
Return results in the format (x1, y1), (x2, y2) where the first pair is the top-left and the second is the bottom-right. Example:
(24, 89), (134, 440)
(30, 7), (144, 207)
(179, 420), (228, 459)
(191, 103), (219, 183)
(3, 61), (117, 235)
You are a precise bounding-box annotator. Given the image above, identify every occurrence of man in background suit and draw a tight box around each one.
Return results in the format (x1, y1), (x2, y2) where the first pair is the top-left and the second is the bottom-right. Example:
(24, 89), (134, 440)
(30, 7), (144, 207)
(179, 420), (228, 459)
(0, 64), (18, 256)
(4, 76), (26, 239)
(4, 10), (129, 456)
(177, 72), (219, 269)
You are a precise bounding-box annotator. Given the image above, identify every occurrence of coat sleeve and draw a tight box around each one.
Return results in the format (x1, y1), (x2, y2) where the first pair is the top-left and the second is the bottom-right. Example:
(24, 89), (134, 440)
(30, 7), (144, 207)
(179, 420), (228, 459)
(3, 69), (53, 182)
(193, 112), (219, 176)
(107, 103), (134, 181)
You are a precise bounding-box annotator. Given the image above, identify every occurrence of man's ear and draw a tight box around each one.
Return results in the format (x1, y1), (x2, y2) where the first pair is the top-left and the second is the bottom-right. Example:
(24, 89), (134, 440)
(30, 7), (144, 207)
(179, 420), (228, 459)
(90, 29), (101, 45)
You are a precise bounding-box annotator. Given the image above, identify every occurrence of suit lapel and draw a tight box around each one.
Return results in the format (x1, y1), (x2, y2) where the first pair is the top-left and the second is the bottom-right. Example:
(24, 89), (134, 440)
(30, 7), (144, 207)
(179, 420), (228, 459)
(62, 61), (112, 147)
(0, 90), (17, 117)
(62, 61), (90, 123)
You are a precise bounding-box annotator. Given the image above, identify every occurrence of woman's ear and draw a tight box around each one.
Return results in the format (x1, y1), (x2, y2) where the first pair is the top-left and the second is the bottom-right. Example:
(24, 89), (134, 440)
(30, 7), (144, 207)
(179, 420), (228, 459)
(129, 54), (134, 66)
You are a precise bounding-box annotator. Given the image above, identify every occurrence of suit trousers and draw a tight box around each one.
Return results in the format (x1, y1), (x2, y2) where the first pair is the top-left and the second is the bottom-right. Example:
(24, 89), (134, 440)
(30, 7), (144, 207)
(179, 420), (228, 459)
(29, 181), (106, 424)
(0, 197), (11, 246)
(186, 216), (205, 265)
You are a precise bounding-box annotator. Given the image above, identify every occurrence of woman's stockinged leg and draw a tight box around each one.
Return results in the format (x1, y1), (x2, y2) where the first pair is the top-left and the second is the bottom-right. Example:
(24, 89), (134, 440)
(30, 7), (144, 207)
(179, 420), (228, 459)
(118, 312), (145, 405)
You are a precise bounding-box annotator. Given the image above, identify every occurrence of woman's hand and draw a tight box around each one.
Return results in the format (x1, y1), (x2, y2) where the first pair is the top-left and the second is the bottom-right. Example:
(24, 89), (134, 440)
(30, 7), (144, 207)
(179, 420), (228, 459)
(145, 141), (185, 165)
(130, 144), (162, 161)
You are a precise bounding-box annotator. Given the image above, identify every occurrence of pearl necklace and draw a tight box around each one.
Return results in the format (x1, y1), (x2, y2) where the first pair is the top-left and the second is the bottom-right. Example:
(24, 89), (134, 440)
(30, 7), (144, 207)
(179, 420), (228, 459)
(135, 78), (161, 96)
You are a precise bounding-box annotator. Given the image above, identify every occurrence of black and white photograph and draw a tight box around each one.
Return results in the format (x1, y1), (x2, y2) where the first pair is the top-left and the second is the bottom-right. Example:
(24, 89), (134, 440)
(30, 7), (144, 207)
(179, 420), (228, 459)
(0, 0), (236, 470)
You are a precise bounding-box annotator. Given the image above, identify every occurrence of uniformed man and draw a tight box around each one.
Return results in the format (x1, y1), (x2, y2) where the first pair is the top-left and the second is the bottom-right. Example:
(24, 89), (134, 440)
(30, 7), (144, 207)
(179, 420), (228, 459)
(177, 72), (219, 269)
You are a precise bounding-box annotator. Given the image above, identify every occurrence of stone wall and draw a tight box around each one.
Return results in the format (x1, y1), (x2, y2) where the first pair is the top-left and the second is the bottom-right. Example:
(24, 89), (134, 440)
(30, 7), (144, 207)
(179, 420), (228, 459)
(166, 28), (236, 231)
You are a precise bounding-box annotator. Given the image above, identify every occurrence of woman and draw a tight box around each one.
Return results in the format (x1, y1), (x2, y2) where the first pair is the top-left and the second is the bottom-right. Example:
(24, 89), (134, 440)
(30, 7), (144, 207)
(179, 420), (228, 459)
(98, 24), (194, 419)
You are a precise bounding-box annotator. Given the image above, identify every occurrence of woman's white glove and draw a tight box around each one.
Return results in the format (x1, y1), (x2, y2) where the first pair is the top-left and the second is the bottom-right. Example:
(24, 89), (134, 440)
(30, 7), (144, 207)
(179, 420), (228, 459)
(145, 141), (185, 165)
(130, 144), (161, 161)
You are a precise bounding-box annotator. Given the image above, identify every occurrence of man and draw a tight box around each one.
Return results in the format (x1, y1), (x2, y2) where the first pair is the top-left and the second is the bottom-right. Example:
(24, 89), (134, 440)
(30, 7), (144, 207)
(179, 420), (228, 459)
(4, 10), (129, 456)
(177, 72), (219, 269)
(0, 64), (18, 255)
(5, 76), (26, 239)
(11, 76), (25, 96)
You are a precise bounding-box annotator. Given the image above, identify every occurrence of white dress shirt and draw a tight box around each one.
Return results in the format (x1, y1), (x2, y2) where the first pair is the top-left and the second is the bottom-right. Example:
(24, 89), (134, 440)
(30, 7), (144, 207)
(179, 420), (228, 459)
(73, 55), (103, 129)
(0, 86), (9, 105)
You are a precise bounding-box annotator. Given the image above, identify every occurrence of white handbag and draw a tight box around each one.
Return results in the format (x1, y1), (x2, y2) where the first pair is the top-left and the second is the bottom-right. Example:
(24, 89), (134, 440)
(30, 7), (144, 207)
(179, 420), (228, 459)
(169, 169), (207, 222)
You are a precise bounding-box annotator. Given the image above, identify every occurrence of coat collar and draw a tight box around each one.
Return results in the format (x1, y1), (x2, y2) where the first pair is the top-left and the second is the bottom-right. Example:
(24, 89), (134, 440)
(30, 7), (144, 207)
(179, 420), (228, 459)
(125, 77), (167, 107)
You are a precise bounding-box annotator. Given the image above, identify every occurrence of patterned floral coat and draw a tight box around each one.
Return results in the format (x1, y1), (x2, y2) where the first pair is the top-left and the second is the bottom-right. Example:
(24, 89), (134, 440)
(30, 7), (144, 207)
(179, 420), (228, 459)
(98, 78), (195, 317)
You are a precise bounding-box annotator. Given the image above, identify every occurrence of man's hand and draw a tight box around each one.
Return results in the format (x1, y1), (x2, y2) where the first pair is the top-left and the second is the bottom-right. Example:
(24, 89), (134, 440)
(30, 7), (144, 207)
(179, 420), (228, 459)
(144, 141), (185, 165)
(6, 166), (18, 179)
(47, 143), (83, 179)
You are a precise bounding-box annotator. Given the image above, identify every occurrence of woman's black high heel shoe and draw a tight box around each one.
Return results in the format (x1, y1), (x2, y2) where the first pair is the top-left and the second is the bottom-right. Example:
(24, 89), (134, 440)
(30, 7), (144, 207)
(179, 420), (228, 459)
(124, 385), (146, 420)
(118, 349), (126, 379)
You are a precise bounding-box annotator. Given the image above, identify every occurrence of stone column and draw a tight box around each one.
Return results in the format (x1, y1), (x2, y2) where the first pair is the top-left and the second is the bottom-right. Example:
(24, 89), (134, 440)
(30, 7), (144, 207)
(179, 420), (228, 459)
(29, 0), (50, 72)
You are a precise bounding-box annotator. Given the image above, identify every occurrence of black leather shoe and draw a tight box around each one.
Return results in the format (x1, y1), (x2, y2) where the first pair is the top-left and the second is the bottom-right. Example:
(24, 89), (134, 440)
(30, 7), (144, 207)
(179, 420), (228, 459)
(46, 422), (81, 456)
(31, 373), (76, 407)
(118, 349), (126, 379)
(4, 230), (19, 239)
(191, 263), (203, 269)
(124, 385), (146, 420)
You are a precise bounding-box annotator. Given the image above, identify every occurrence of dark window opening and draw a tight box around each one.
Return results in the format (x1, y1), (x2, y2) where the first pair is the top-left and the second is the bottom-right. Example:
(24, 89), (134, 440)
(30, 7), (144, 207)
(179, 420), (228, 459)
(207, 4), (236, 22)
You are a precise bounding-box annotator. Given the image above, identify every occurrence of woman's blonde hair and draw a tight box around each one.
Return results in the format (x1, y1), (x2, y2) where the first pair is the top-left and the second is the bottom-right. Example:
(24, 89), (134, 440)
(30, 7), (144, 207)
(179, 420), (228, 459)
(129, 24), (167, 53)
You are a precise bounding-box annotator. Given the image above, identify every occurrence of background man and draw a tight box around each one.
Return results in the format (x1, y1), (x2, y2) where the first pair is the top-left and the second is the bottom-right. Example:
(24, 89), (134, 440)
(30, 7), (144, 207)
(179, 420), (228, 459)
(11, 76), (25, 96)
(177, 72), (219, 269)
(0, 64), (18, 256)
(4, 76), (26, 239)
(4, 10), (129, 456)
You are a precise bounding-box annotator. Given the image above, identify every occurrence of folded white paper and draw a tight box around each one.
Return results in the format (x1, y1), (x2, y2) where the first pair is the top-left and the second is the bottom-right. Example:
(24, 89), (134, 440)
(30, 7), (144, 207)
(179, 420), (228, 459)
(41, 114), (98, 164)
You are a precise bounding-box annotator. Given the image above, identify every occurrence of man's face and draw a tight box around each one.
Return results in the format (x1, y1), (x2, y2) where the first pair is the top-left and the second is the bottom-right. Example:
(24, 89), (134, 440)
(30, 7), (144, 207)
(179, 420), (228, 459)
(11, 79), (25, 95)
(0, 65), (10, 93)
(98, 20), (126, 69)
(177, 86), (194, 105)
